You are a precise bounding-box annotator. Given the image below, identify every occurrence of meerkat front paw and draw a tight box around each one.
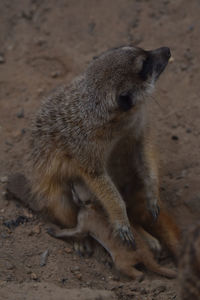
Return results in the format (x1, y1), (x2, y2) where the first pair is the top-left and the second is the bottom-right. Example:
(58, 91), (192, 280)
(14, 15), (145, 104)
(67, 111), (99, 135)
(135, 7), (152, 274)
(147, 202), (160, 221)
(114, 223), (135, 248)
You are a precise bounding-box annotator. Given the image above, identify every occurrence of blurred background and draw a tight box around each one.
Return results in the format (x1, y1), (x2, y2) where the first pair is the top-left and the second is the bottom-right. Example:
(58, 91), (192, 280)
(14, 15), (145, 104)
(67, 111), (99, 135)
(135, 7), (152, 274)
(0, 0), (200, 298)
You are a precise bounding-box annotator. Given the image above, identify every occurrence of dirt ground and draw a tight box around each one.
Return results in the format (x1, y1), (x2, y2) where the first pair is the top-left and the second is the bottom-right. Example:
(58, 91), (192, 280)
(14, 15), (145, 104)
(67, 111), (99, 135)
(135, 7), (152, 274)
(0, 0), (200, 299)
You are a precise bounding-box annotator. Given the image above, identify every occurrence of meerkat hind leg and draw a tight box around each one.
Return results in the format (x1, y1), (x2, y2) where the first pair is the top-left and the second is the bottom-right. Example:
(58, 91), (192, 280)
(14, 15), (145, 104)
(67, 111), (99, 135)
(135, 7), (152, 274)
(47, 204), (93, 257)
(47, 226), (84, 239)
(47, 226), (93, 256)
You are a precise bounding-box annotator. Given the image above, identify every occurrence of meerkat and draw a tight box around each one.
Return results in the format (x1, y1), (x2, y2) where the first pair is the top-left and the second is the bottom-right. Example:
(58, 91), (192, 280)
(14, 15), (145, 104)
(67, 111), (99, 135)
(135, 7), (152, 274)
(48, 181), (177, 280)
(29, 45), (178, 248)
(179, 224), (200, 299)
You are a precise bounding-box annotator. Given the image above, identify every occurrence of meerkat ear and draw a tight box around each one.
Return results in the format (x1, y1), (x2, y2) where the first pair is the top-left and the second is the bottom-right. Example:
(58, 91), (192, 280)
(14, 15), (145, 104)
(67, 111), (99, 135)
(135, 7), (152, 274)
(117, 91), (134, 112)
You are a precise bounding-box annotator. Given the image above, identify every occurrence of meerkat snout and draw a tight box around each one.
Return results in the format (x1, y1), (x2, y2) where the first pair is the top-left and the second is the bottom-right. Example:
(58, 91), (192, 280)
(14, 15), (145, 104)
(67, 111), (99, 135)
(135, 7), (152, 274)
(140, 47), (171, 81)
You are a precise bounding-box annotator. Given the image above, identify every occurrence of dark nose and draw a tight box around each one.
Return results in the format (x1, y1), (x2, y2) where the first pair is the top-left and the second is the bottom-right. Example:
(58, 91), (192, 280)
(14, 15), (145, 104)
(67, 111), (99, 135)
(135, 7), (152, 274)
(160, 47), (171, 60)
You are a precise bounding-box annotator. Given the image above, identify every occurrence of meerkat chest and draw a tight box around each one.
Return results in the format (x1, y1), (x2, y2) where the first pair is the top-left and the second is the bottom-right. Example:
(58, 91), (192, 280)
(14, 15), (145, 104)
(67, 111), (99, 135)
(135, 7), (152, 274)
(112, 106), (147, 142)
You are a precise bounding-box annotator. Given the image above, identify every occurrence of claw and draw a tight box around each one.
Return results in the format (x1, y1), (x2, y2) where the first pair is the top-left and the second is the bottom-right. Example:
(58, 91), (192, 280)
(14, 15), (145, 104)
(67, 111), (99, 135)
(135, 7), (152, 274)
(148, 203), (160, 222)
(115, 225), (136, 249)
(152, 211), (158, 221)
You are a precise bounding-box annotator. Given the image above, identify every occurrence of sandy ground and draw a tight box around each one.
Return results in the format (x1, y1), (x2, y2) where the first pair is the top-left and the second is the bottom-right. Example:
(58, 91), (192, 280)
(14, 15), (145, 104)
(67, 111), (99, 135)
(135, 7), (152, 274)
(0, 0), (200, 299)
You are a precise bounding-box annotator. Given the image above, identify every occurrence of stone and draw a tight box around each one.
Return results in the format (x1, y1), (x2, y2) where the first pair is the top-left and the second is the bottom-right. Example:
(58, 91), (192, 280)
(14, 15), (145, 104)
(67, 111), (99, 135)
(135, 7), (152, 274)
(0, 55), (5, 63)
(0, 176), (8, 183)
(17, 108), (24, 118)
(75, 273), (82, 280)
(70, 266), (80, 273)
(64, 247), (73, 254)
(32, 225), (41, 234)
(30, 273), (38, 280)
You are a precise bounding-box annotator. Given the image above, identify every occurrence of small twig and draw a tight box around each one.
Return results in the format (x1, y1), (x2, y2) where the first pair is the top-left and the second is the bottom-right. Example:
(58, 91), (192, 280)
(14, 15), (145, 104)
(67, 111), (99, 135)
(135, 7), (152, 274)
(40, 249), (49, 267)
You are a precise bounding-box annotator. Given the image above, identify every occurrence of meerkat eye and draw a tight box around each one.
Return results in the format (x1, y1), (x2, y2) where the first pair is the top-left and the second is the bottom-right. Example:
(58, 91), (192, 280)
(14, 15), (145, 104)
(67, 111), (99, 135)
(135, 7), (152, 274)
(117, 91), (134, 112)
(139, 54), (154, 81)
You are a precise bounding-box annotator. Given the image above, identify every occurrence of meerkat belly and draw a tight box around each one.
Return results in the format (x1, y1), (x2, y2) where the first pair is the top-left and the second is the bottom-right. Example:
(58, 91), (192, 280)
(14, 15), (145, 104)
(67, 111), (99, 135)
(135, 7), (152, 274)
(107, 134), (143, 204)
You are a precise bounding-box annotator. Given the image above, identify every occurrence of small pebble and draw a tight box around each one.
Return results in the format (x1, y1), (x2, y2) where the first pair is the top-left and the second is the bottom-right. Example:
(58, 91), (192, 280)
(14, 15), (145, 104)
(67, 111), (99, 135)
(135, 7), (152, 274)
(188, 25), (194, 31)
(6, 262), (14, 270)
(153, 285), (166, 296)
(1, 232), (9, 239)
(64, 247), (73, 254)
(2, 191), (7, 197)
(6, 275), (12, 281)
(171, 135), (179, 140)
(23, 210), (33, 218)
(5, 141), (13, 147)
(171, 124), (178, 129)
(31, 272), (38, 280)
(37, 88), (44, 95)
(12, 130), (21, 138)
(186, 128), (192, 133)
(35, 38), (46, 46)
(32, 225), (41, 234)
(17, 108), (24, 118)
(88, 22), (96, 34)
(75, 273), (82, 280)
(21, 128), (26, 135)
(51, 71), (60, 78)
(180, 64), (188, 71)
(0, 55), (5, 63)
(40, 249), (49, 267)
(70, 266), (80, 273)
(131, 287), (138, 292)
(61, 278), (68, 284)
(0, 280), (6, 287)
(0, 176), (8, 183)
(110, 285), (118, 291)
(112, 275), (120, 281)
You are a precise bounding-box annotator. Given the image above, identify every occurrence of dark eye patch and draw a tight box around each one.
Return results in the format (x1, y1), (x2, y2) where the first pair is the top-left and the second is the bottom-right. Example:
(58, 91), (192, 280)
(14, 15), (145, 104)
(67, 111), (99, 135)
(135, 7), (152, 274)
(139, 54), (154, 81)
(117, 91), (133, 112)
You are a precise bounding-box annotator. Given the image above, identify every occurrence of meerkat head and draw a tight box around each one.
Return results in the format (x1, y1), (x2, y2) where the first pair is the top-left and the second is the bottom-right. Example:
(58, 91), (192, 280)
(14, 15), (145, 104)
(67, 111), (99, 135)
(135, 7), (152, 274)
(85, 46), (170, 113)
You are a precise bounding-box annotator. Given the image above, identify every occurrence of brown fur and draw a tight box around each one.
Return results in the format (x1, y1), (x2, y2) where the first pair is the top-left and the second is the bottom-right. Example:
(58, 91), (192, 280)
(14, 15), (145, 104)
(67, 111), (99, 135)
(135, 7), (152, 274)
(179, 224), (200, 299)
(29, 45), (178, 246)
(48, 203), (177, 280)
(6, 171), (179, 279)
